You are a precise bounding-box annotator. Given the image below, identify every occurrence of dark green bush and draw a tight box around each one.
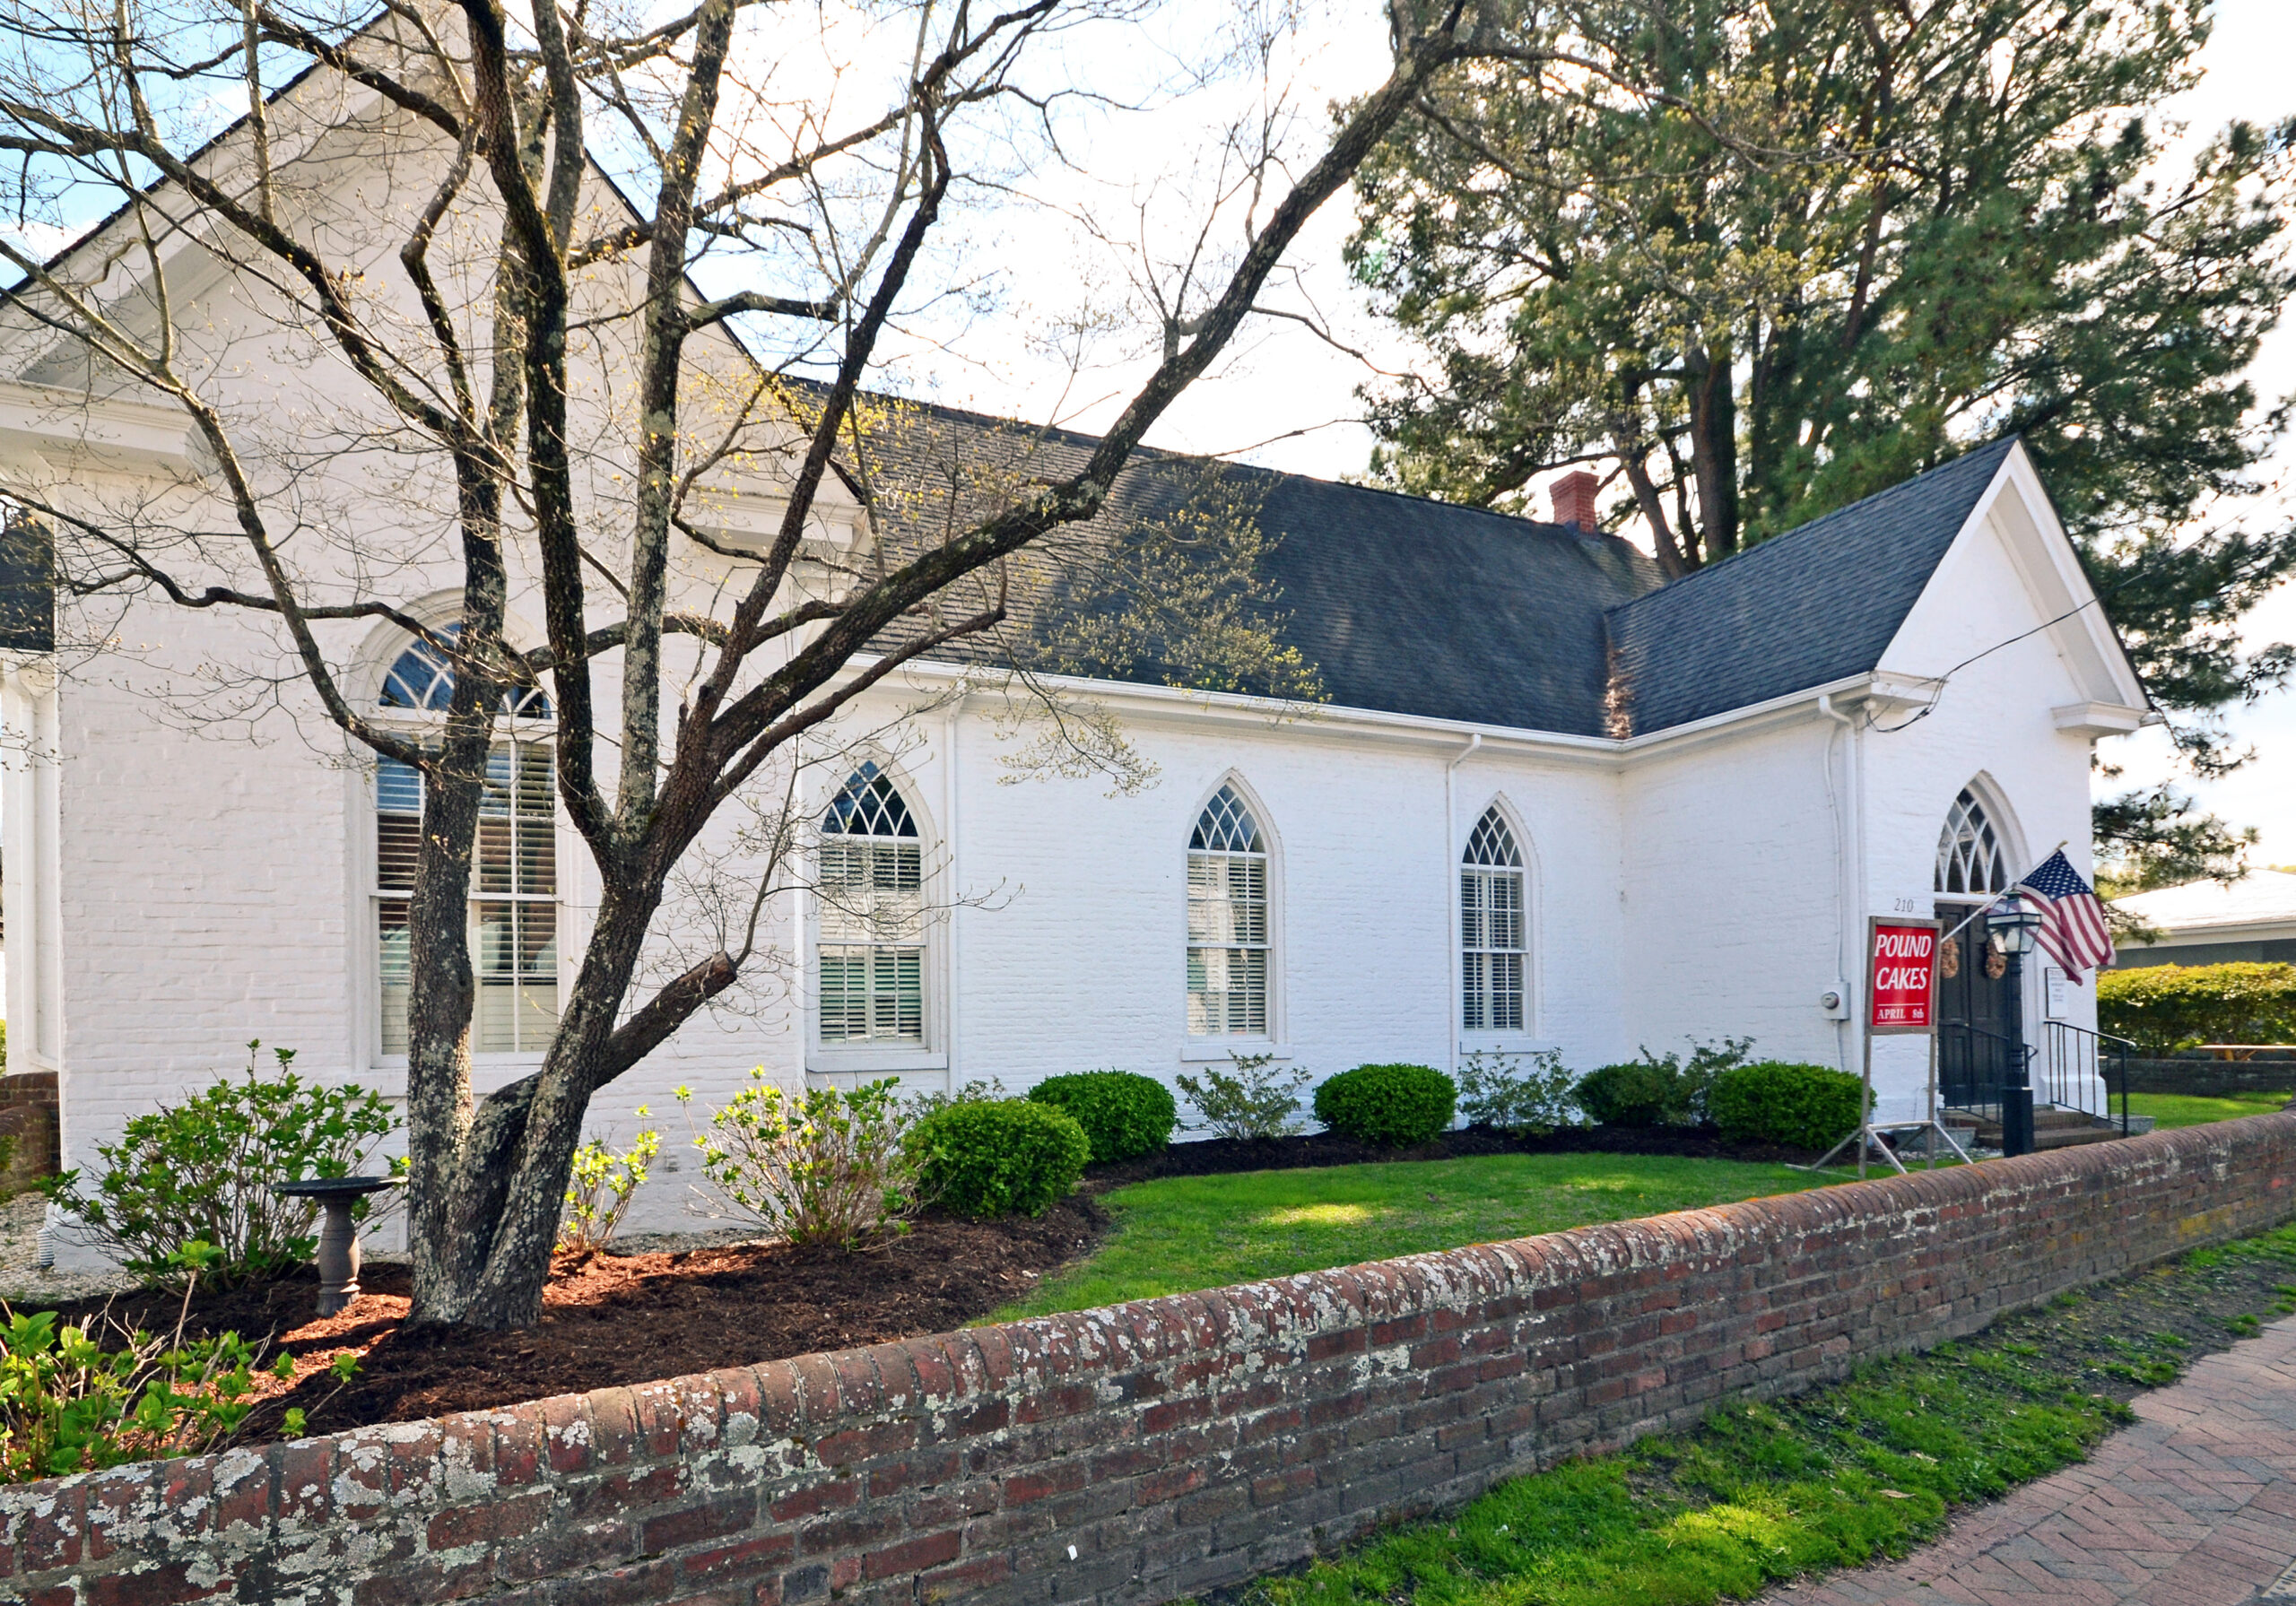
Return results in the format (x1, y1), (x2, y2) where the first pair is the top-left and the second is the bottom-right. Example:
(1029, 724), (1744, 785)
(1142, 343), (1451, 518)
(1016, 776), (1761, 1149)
(1027, 1072), (1178, 1164)
(906, 1099), (1090, 1219)
(1312, 1063), (1457, 1147)
(1573, 1061), (1677, 1127)
(1709, 1061), (1867, 1150)
(2096, 962), (2296, 1056)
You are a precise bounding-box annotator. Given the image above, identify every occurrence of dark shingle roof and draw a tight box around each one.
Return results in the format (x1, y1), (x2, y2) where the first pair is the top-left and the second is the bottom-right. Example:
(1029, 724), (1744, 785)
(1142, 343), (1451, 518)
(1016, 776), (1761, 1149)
(1601, 438), (2018, 735)
(1246, 473), (1656, 733)
(847, 398), (1660, 735)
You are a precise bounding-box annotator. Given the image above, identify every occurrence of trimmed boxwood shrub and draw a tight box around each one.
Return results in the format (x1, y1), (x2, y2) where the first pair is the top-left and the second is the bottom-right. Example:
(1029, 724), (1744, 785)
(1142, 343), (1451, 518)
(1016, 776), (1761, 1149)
(1026, 1072), (1177, 1164)
(906, 1099), (1090, 1219)
(1312, 1063), (1457, 1147)
(2097, 961), (2296, 1056)
(1573, 1061), (1676, 1127)
(1709, 1061), (1867, 1150)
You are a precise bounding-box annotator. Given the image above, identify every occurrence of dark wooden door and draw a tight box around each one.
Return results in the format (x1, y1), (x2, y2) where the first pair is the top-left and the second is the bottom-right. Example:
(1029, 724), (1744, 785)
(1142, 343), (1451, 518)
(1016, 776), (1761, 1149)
(1935, 900), (2014, 1109)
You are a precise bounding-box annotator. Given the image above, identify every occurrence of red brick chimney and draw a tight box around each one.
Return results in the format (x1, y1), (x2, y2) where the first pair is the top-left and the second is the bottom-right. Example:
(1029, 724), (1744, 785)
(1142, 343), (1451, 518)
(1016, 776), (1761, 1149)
(1550, 470), (1601, 534)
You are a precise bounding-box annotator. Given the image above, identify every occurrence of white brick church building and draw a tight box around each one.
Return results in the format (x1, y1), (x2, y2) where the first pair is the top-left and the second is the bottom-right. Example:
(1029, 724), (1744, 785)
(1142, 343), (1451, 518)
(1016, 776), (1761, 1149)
(0, 44), (2152, 1246)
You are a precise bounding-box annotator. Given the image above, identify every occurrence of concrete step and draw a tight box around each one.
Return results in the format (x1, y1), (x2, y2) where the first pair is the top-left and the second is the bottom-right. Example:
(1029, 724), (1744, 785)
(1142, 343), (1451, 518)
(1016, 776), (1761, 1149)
(1958, 1113), (2127, 1150)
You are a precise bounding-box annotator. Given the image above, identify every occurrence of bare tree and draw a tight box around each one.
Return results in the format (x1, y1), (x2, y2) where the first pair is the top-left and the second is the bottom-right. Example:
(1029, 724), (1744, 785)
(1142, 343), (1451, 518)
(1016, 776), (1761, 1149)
(0, 0), (1650, 1330)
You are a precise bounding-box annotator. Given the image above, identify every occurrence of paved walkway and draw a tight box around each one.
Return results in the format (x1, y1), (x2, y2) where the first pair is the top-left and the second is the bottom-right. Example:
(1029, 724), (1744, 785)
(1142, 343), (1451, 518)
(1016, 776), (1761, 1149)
(1763, 1314), (2296, 1606)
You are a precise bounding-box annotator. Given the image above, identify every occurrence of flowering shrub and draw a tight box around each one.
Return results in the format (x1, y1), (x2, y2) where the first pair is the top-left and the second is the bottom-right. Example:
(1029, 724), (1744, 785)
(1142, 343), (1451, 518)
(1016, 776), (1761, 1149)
(558, 1113), (661, 1255)
(41, 1044), (396, 1285)
(679, 1073), (917, 1250)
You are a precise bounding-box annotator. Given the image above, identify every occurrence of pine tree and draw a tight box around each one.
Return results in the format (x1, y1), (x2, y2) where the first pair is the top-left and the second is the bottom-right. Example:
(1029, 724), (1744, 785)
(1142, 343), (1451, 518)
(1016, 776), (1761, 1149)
(1351, 0), (2296, 882)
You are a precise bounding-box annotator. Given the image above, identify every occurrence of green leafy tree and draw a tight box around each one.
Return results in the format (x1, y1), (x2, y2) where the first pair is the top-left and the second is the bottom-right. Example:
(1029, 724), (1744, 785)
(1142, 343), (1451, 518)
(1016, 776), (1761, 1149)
(1350, 0), (2296, 881)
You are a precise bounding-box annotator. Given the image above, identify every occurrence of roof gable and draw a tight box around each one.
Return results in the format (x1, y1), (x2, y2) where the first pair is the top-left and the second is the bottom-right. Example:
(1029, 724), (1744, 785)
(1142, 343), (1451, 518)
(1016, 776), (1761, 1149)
(1600, 439), (2021, 735)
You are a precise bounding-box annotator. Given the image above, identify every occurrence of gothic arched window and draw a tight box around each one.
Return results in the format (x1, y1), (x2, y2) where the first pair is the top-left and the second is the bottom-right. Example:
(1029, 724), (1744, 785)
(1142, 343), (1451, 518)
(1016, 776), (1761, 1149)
(1187, 783), (1269, 1036)
(1461, 807), (1526, 1031)
(1935, 787), (2010, 897)
(373, 629), (557, 1058)
(816, 761), (925, 1043)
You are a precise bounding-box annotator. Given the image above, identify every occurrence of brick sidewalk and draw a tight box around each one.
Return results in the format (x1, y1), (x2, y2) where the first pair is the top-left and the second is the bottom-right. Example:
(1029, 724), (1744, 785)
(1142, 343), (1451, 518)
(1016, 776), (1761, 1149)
(1763, 1315), (2296, 1605)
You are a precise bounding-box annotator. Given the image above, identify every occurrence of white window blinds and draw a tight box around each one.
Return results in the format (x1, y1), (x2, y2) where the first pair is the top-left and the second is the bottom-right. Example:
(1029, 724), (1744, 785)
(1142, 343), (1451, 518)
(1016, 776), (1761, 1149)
(377, 740), (560, 1056)
(817, 762), (926, 1044)
(1187, 784), (1268, 1036)
(1461, 807), (1525, 1031)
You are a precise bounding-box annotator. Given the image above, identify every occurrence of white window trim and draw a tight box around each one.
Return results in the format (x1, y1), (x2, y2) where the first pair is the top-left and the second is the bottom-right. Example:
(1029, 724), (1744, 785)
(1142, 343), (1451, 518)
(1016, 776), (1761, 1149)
(1457, 796), (1539, 1047)
(1181, 774), (1284, 1057)
(805, 758), (947, 1075)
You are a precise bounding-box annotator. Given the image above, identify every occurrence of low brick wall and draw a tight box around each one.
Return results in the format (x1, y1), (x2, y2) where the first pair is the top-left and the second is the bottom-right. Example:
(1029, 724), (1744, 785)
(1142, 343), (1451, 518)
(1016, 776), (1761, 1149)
(12, 1115), (2296, 1606)
(2109, 1058), (2296, 1098)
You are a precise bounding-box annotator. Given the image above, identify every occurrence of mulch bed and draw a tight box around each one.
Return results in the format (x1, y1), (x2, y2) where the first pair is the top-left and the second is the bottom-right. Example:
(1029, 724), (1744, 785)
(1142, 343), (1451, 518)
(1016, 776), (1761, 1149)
(49, 1197), (1107, 1444)
(40, 1124), (1831, 1447)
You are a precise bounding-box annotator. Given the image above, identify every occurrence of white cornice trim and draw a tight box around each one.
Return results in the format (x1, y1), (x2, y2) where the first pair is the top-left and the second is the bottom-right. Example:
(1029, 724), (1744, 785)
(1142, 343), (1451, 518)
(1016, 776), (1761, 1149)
(2052, 700), (2148, 737)
(0, 381), (198, 475)
(860, 655), (1890, 768)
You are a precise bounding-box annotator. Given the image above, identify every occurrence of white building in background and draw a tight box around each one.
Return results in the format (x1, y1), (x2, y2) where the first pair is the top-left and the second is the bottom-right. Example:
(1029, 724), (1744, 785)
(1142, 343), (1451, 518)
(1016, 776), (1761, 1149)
(2110, 870), (2296, 969)
(0, 39), (2152, 1251)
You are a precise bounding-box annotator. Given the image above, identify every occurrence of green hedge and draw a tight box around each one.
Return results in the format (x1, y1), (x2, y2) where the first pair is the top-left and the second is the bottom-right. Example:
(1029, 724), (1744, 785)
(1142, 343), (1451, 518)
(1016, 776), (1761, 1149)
(906, 1099), (1090, 1219)
(1709, 1061), (1866, 1150)
(1027, 1072), (1177, 1164)
(2097, 962), (2296, 1056)
(1312, 1063), (1457, 1146)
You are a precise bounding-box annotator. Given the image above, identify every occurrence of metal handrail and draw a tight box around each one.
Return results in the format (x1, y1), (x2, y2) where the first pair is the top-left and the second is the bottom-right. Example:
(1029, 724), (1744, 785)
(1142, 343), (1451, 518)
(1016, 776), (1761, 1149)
(2039, 1019), (2136, 1135)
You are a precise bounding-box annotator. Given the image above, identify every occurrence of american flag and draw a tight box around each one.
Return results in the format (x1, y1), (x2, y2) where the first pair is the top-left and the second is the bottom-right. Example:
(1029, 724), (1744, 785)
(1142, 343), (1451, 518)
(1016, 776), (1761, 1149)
(2013, 850), (2117, 980)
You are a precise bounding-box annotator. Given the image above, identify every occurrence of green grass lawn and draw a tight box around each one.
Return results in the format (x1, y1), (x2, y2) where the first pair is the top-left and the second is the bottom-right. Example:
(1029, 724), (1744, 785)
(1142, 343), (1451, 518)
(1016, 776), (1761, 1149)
(992, 1153), (1829, 1321)
(2126, 1089), (2292, 1130)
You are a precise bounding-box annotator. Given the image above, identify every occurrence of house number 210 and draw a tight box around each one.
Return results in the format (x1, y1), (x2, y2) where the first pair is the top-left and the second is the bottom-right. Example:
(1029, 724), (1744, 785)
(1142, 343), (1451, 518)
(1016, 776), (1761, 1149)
(1892, 898), (1919, 913)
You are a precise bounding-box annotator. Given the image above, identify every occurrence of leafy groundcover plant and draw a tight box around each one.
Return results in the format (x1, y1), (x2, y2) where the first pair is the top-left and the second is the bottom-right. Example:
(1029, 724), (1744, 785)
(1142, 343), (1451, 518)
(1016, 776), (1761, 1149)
(558, 1112), (662, 1255)
(0, 1242), (298, 1481)
(41, 1044), (397, 1285)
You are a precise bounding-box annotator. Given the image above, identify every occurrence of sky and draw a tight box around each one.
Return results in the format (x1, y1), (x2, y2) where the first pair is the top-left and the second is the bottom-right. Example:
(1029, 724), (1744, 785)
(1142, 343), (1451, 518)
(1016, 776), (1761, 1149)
(989, 0), (2296, 873)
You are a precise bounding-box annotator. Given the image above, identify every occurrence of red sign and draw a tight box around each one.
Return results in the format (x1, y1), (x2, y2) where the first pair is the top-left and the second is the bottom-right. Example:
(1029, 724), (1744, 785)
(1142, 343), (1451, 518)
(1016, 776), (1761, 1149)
(1867, 918), (1941, 1035)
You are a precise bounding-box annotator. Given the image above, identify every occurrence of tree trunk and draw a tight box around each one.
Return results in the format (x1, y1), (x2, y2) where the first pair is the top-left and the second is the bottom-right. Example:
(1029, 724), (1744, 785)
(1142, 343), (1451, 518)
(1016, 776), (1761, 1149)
(1686, 337), (1738, 561)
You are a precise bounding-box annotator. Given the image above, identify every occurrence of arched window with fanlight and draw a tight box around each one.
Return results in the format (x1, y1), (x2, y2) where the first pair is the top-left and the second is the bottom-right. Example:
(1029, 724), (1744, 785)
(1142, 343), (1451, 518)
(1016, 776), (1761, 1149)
(1187, 783), (1269, 1037)
(1935, 786), (2011, 898)
(816, 761), (926, 1044)
(373, 628), (558, 1058)
(1461, 806), (1526, 1031)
